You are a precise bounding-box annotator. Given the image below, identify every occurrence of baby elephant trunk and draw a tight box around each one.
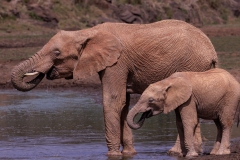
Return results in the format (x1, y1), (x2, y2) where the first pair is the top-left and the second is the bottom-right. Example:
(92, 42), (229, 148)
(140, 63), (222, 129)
(127, 107), (152, 130)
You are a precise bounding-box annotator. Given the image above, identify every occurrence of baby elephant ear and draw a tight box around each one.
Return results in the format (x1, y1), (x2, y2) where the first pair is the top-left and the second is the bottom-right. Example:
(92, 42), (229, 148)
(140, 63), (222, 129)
(164, 77), (192, 114)
(73, 31), (122, 79)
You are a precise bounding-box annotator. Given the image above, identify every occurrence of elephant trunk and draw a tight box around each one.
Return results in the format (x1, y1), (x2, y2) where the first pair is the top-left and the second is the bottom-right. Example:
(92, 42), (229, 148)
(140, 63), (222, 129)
(11, 57), (45, 92)
(127, 106), (152, 130)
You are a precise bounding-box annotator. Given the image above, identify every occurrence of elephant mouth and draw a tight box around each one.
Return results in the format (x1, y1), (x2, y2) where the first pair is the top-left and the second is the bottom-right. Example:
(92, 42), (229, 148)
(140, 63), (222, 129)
(137, 108), (153, 124)
(24, 72), (45, 84)
(46, 67), (58, 80)
(65, 75), (73, 80)
(46, 67), (73, 80)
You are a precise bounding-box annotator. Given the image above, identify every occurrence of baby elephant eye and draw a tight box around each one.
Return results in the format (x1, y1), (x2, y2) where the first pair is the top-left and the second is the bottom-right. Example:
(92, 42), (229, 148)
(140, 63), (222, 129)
(54, 50), (61, 56)
(148, 98), (154, 103)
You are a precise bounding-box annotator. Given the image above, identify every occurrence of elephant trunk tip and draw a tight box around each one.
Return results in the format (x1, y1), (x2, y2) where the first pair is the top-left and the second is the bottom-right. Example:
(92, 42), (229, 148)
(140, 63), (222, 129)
(127, 114), (141, 130)
(11, 68), (45, 92)
(127, 109), (153, 130)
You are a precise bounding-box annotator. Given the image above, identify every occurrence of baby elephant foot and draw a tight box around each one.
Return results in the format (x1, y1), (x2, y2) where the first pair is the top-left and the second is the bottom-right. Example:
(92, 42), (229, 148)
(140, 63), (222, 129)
(107, 150), (122, 156)
(216, 149), (230, 155)
(194, 144), (203, 154)
(122, 145), (136, 155)
(210, 142), (221, 155)
(167, 147), (184, 157)
(210, 148), (218, 155)
(186, 151), (198, 157)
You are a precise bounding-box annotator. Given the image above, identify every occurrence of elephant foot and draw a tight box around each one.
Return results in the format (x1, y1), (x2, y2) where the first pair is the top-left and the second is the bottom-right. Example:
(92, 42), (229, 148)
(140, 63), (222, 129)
(106, 150), (122, 156)
(167, 147), (183, 157)
(167, 143), (188, 157)
(194, 143), (203, 154)
(186, 151), (198, 157)
(210, 142), (221, 155)
(122, 146), (136, 155)
(210, 149), (217, 155)
(216, 149), (230, 155)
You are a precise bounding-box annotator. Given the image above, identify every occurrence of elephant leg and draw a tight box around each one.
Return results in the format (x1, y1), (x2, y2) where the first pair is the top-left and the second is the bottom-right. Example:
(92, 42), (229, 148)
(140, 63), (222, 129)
(210, 119), (222, 155)
(183, 123), (199, 157)
(100, 68), (130, 156)
(181, 104), (199, 157)
(216, 117), (233, 155)
(121, 93), (136, 155)
(216, 102), (237, 155)
(103, 106), (122, 156)
(193, 122), (203, 154)
(168, 135), (182, 155)
(168, 110), (187, 157)
(169, 119), (202, 156)
(216, 127), (231, 155)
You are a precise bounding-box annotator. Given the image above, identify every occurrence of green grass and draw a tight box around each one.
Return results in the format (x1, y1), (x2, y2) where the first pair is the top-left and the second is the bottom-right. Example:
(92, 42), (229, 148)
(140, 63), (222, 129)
(218, 52), (240, 70)
(0, 47), (41, 60)
(0, 34), (53, 43)
(210, 36), (240, 52)
(0, 34), (53, 61)
(210, 35), (240, 70)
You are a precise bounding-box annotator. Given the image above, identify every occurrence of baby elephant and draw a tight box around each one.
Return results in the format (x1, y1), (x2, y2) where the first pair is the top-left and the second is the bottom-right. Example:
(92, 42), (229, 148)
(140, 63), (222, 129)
(127, 68), (240, 157)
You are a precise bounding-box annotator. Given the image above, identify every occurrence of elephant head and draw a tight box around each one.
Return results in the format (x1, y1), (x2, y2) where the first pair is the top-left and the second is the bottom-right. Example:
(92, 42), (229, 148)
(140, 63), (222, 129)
(127, 77), (192, 130)
(11, 29), (122, 91)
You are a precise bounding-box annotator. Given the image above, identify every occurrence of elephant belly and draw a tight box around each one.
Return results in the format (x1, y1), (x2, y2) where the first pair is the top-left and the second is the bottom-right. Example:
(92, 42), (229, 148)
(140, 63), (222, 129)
(197, 105), (219, 120)
(127, 69), (171, 94)
(127, 77), (158, 94)
(127, 81), (148, 94)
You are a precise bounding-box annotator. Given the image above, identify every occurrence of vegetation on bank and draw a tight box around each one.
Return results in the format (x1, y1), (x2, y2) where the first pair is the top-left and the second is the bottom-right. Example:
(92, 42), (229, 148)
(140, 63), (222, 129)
(0, 0), (240, 33)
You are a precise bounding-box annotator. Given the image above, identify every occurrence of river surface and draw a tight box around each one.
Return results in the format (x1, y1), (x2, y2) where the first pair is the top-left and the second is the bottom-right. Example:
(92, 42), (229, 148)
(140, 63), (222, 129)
(0, 89), (239, 160)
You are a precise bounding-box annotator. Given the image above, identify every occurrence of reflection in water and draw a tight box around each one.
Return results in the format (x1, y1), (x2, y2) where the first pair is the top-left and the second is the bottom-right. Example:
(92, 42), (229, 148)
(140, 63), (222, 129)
(0, 89), (239, 159)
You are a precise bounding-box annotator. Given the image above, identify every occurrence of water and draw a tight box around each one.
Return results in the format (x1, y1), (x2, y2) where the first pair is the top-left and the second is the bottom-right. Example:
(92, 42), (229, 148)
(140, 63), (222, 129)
(0, 89), (239, 159)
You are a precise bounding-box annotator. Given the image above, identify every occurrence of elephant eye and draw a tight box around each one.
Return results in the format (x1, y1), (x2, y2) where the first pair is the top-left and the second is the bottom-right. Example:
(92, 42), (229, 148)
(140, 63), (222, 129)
(54, 50), (61, 56)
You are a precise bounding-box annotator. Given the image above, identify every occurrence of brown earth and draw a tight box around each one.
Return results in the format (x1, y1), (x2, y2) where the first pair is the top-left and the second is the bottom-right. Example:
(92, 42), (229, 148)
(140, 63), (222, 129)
(0, 26), (240, 159)
(1, 0), (240, 30)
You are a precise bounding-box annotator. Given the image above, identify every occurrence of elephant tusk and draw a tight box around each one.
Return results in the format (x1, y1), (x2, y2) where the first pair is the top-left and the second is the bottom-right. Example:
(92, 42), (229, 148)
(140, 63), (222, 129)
(24, 72), (40, 76)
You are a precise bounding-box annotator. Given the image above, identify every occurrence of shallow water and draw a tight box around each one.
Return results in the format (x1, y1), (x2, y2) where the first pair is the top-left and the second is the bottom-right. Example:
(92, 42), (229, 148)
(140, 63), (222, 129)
(0, 89), (239, 159)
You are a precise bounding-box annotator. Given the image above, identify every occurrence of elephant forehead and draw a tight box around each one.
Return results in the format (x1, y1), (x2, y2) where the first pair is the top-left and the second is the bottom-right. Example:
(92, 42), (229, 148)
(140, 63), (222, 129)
(148, 83), (165, 92)
(45, 36), (74, 51)
(143, 87), (163, 97)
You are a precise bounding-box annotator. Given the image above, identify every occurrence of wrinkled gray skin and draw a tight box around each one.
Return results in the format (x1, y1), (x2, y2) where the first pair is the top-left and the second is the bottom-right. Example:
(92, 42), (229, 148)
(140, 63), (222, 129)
(11, 20), (218, 156)
(127, 68), (240, 157)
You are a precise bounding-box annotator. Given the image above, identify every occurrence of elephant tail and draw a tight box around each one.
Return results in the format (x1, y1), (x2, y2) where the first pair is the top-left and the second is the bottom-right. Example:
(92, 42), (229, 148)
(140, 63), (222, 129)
(237, 100), (240, 127)
(211, 59), (218, 68)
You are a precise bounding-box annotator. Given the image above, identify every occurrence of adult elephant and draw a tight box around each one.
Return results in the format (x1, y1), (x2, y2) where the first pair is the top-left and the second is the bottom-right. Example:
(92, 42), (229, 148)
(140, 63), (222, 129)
(11, 20), (218, 156)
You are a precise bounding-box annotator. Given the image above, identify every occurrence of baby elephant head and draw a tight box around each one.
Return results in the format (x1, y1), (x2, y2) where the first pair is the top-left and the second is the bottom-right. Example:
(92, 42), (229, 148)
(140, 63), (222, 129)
(127, 76), (192, 130)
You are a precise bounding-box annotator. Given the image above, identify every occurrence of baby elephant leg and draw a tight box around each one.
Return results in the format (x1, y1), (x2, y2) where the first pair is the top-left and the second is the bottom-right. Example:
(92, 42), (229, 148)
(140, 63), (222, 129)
(168, 110), (187, 156)
(216, 118), (233, 155)
(168, 123), (202, 156)
(210, 119), (222, 155)
(216, 127), (231, 155)
(216, 102), (237, 155)
(193, 122), (203, 153)
(184, 122), (199, 157)
(181, 105), (199, 157)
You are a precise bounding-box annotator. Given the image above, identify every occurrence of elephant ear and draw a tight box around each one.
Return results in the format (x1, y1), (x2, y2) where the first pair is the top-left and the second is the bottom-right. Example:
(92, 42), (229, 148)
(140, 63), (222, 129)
(73, 31), (122, 79)
(164, 77), (192, 114)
